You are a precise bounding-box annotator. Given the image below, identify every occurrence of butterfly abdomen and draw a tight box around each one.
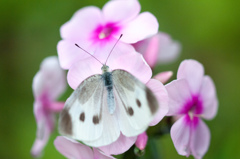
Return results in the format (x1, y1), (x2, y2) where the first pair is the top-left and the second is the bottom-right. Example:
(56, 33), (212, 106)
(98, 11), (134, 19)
(102, 72), (115, 114)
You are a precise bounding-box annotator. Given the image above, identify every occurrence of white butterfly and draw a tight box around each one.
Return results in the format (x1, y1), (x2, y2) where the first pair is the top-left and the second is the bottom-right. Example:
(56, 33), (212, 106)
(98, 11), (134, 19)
(58, 36), (159, 147)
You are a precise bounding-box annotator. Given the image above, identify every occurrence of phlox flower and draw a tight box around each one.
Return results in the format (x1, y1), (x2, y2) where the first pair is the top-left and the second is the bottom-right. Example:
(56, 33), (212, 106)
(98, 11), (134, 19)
(153, 71), (173, 84)
(54, 136), (115, 159)
(66, 43), (168, 154)
(133, 32), (181, 68)
(165, 59), (218, 159)
(135, 132), (148, 151)
(31, 56), (66, 157)
(57, 0), (159, 69)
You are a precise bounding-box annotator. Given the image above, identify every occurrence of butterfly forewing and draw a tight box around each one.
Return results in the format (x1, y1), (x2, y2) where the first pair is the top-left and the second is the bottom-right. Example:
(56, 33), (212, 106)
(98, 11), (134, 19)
(59, 74), (104, 142)
(112, 69), (159, 136)
(59, 74), (120, 147)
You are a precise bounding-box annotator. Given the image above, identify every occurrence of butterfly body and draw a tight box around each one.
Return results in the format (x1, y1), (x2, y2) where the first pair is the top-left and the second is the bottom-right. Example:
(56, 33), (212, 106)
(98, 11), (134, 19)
(59, 64), (159, 147)
(101, 65), (115, 114)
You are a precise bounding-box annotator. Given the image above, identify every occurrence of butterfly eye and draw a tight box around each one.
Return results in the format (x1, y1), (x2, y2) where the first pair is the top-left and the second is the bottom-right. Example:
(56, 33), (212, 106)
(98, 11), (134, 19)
(79, 112), (85, 122)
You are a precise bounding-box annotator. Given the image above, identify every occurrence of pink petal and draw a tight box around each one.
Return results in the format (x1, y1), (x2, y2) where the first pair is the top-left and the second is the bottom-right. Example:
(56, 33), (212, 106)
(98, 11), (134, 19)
(93, 149), (116, 159)
(33, 56), (66, 100)
(133, 34), (159, 68)
(135, 132), (148, 150)
(31, 101), (54, 157)
(54, 136), (94, 159)
(157, 32), (181, 64)
(48, 102), (65, 112)
(67, 42), (151, 89)
(99, 133), (137, 155)
(67, 56), (102, 89)
(153, 71), (173, 84)
(133, 32), (180, 67)
(199, 76), (218, 120)
(60, 6), (103, 40)
(190, 119), (210, 159)
(165, 79), (192, 116)
(170, 116), (191, 157)
(177, 60), (204, 95)
(57, 40), (91, 69)
(103, 0), (140, 23)
(146, 79), (168, 126)
(120, 12), (159, 43)
(107, 49), (152, 84)
(31, 121), (52, 157)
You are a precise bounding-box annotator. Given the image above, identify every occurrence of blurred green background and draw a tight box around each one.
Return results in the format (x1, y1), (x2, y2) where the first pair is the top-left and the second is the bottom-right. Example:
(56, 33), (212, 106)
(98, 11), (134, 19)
(0, 0), (239, 158)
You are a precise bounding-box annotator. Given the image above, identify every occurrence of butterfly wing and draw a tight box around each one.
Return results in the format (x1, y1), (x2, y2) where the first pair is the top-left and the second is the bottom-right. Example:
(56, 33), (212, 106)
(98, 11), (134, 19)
(112, 69), (159, 137)
(58, 74), (120, 146)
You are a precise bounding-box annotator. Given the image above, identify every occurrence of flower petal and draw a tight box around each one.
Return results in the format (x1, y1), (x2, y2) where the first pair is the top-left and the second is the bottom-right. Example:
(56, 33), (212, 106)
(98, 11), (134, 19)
(99, 133), (137, 155)
(48, 102), (65, 112)
(170, 116), (191, 157)
(103, 0), (140, 23)
(135, 132), (148, 150)
(146, 79), (168, 126)
(165, 79), (192, 116)
(54, 136), (94, 159)
(153, 71), (173, 84)
(57, 40), (91, 69)
(177, 60), (204, 94)
(67, 42), (152, 89)
(93, 149), (116, 159)
(190, 119), (210, 159)
(133, 34), (159, 68)
(120, 12), (159, 43)
(67, 56), (102, 89)
(107, 48), (152, 84)
(157, 32), (181, 64)
(60, 6), (103, 40)
(199, 76), (218, 120)
(33, 56), (66, 100)
(31, 101), (54, 157)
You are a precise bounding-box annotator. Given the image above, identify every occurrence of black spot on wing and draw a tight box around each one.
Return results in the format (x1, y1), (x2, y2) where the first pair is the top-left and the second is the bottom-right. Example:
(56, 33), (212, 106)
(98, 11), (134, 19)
(136, 99), (141, 107)
(146, 87), (158, 114)
(127, 107), (134, 116)
(93, 115), (100, 124)
(59, 108), (72, 135)
(79, 112), (85, 122)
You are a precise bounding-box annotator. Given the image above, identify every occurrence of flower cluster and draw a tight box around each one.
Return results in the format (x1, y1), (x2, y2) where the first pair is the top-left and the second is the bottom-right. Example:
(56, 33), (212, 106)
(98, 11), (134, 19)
(31, 0), (218, 159)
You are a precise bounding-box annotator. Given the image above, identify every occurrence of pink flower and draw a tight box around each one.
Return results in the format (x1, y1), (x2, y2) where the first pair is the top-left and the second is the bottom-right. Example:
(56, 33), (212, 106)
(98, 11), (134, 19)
(31, 56), (66, 157)
(54, 136), (115, 159)
(57, 0), (159, 69)
(133, 32), (181, 68)
(153, 71), (173, 84)
(135, 132), (148, 150)
(66, 43), (168, 150)
(165, 59), (218, 159)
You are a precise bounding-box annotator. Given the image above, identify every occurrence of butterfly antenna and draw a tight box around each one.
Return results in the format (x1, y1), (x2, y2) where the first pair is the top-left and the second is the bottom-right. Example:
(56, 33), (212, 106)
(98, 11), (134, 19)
(105, 34), (123, 65)
(75, 44), (104, 65)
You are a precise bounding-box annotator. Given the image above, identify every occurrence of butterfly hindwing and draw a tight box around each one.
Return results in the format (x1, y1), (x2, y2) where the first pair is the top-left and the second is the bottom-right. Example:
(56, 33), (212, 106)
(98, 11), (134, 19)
(112, 69), (159, 137)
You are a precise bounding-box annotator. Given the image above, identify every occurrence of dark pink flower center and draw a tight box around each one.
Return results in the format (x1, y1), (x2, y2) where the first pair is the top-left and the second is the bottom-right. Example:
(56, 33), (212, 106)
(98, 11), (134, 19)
(40, 93), (51, 112)
(92, 22), (120, 42)
(181, 95), (203, 129)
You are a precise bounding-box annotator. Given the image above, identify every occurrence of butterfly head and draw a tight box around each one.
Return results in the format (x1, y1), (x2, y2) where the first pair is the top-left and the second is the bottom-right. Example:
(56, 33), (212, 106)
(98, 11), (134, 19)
(101, 65), (110, 73)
